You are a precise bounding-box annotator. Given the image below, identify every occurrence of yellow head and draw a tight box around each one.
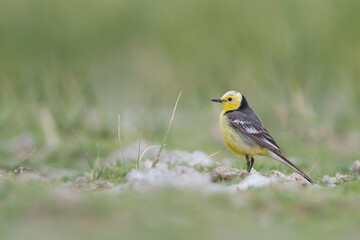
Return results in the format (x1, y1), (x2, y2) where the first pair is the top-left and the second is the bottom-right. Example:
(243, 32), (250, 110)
(211, 91), (243, 112)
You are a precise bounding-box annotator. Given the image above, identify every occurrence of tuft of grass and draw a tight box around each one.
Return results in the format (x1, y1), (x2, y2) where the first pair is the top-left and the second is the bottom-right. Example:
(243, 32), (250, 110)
(101, 160), (137, 184)
(88, 143), (106, 182)
(117, 114), (127, 171)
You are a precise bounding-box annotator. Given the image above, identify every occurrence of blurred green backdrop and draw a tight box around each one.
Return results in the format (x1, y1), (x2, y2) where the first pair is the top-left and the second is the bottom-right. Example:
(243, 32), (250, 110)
(0, 0), (359, 174)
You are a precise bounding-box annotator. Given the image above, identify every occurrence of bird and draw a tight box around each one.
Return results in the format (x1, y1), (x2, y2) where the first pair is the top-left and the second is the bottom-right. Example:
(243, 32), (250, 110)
(211, 91), (313, 184)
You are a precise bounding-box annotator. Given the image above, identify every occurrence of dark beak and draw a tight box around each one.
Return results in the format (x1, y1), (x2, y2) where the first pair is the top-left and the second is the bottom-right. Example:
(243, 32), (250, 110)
(211, 98), (225, 103)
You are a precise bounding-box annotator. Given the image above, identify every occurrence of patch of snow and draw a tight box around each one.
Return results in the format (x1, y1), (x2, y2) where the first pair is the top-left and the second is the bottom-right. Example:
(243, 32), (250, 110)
(227, 169), (271, 192)
(107, 141), (214, 167)
(161, 150), (214, 167)
(125, 166), (221, 193)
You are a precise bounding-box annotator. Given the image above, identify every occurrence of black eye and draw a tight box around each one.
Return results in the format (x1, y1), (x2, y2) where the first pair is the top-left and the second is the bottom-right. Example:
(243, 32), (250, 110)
(228, 97), (232, 101)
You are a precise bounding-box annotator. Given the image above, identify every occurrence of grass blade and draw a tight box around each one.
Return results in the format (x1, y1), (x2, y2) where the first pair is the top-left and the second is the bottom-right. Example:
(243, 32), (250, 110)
(118, 114), (128, 171)
(136, 139), (141, 169)
(151, 91), (182, 168)
(192, 151), (220, 167)
(307, 158), (320, 175)
(137, 144), (163, 168)
(10, 148), (36, 171)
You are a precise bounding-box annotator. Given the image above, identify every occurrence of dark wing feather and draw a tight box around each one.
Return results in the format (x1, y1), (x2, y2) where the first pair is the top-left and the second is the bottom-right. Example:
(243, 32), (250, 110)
(226, 110), (283, 154)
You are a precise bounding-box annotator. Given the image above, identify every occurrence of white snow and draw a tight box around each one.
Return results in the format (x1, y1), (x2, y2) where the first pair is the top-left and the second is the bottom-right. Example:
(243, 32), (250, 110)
(125, 166), (220, 193)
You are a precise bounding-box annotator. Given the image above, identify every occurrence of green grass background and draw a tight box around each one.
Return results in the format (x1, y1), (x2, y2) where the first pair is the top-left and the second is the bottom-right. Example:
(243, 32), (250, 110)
(0, 0), (359, 239)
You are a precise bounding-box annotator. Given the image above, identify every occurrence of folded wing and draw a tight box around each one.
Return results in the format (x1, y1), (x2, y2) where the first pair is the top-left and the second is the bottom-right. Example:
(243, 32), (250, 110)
(228, 117), (283, 155)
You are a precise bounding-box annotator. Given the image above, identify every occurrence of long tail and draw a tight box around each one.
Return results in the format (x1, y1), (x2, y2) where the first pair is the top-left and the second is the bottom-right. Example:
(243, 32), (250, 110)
(267, 151), (314, 184)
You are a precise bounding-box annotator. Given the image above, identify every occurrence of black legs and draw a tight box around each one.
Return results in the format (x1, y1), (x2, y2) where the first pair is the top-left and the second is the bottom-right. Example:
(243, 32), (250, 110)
(246, 155), (250, 172)
(245, 155), (255, 173)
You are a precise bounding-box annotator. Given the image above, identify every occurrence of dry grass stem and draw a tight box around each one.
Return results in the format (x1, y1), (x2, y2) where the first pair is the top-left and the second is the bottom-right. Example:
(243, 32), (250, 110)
(137, 144), (163, 169)
(151, 91), (182, 168)
(18, 148), (36, 166)
(216, 162), (239, 171)
(9, 148), (37, 172)
(307, 158), (320, 175)
(192, 151), (220, 167)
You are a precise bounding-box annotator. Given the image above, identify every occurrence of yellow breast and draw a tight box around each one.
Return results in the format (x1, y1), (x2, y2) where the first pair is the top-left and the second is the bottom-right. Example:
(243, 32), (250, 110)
(219, 111), (267, 157)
